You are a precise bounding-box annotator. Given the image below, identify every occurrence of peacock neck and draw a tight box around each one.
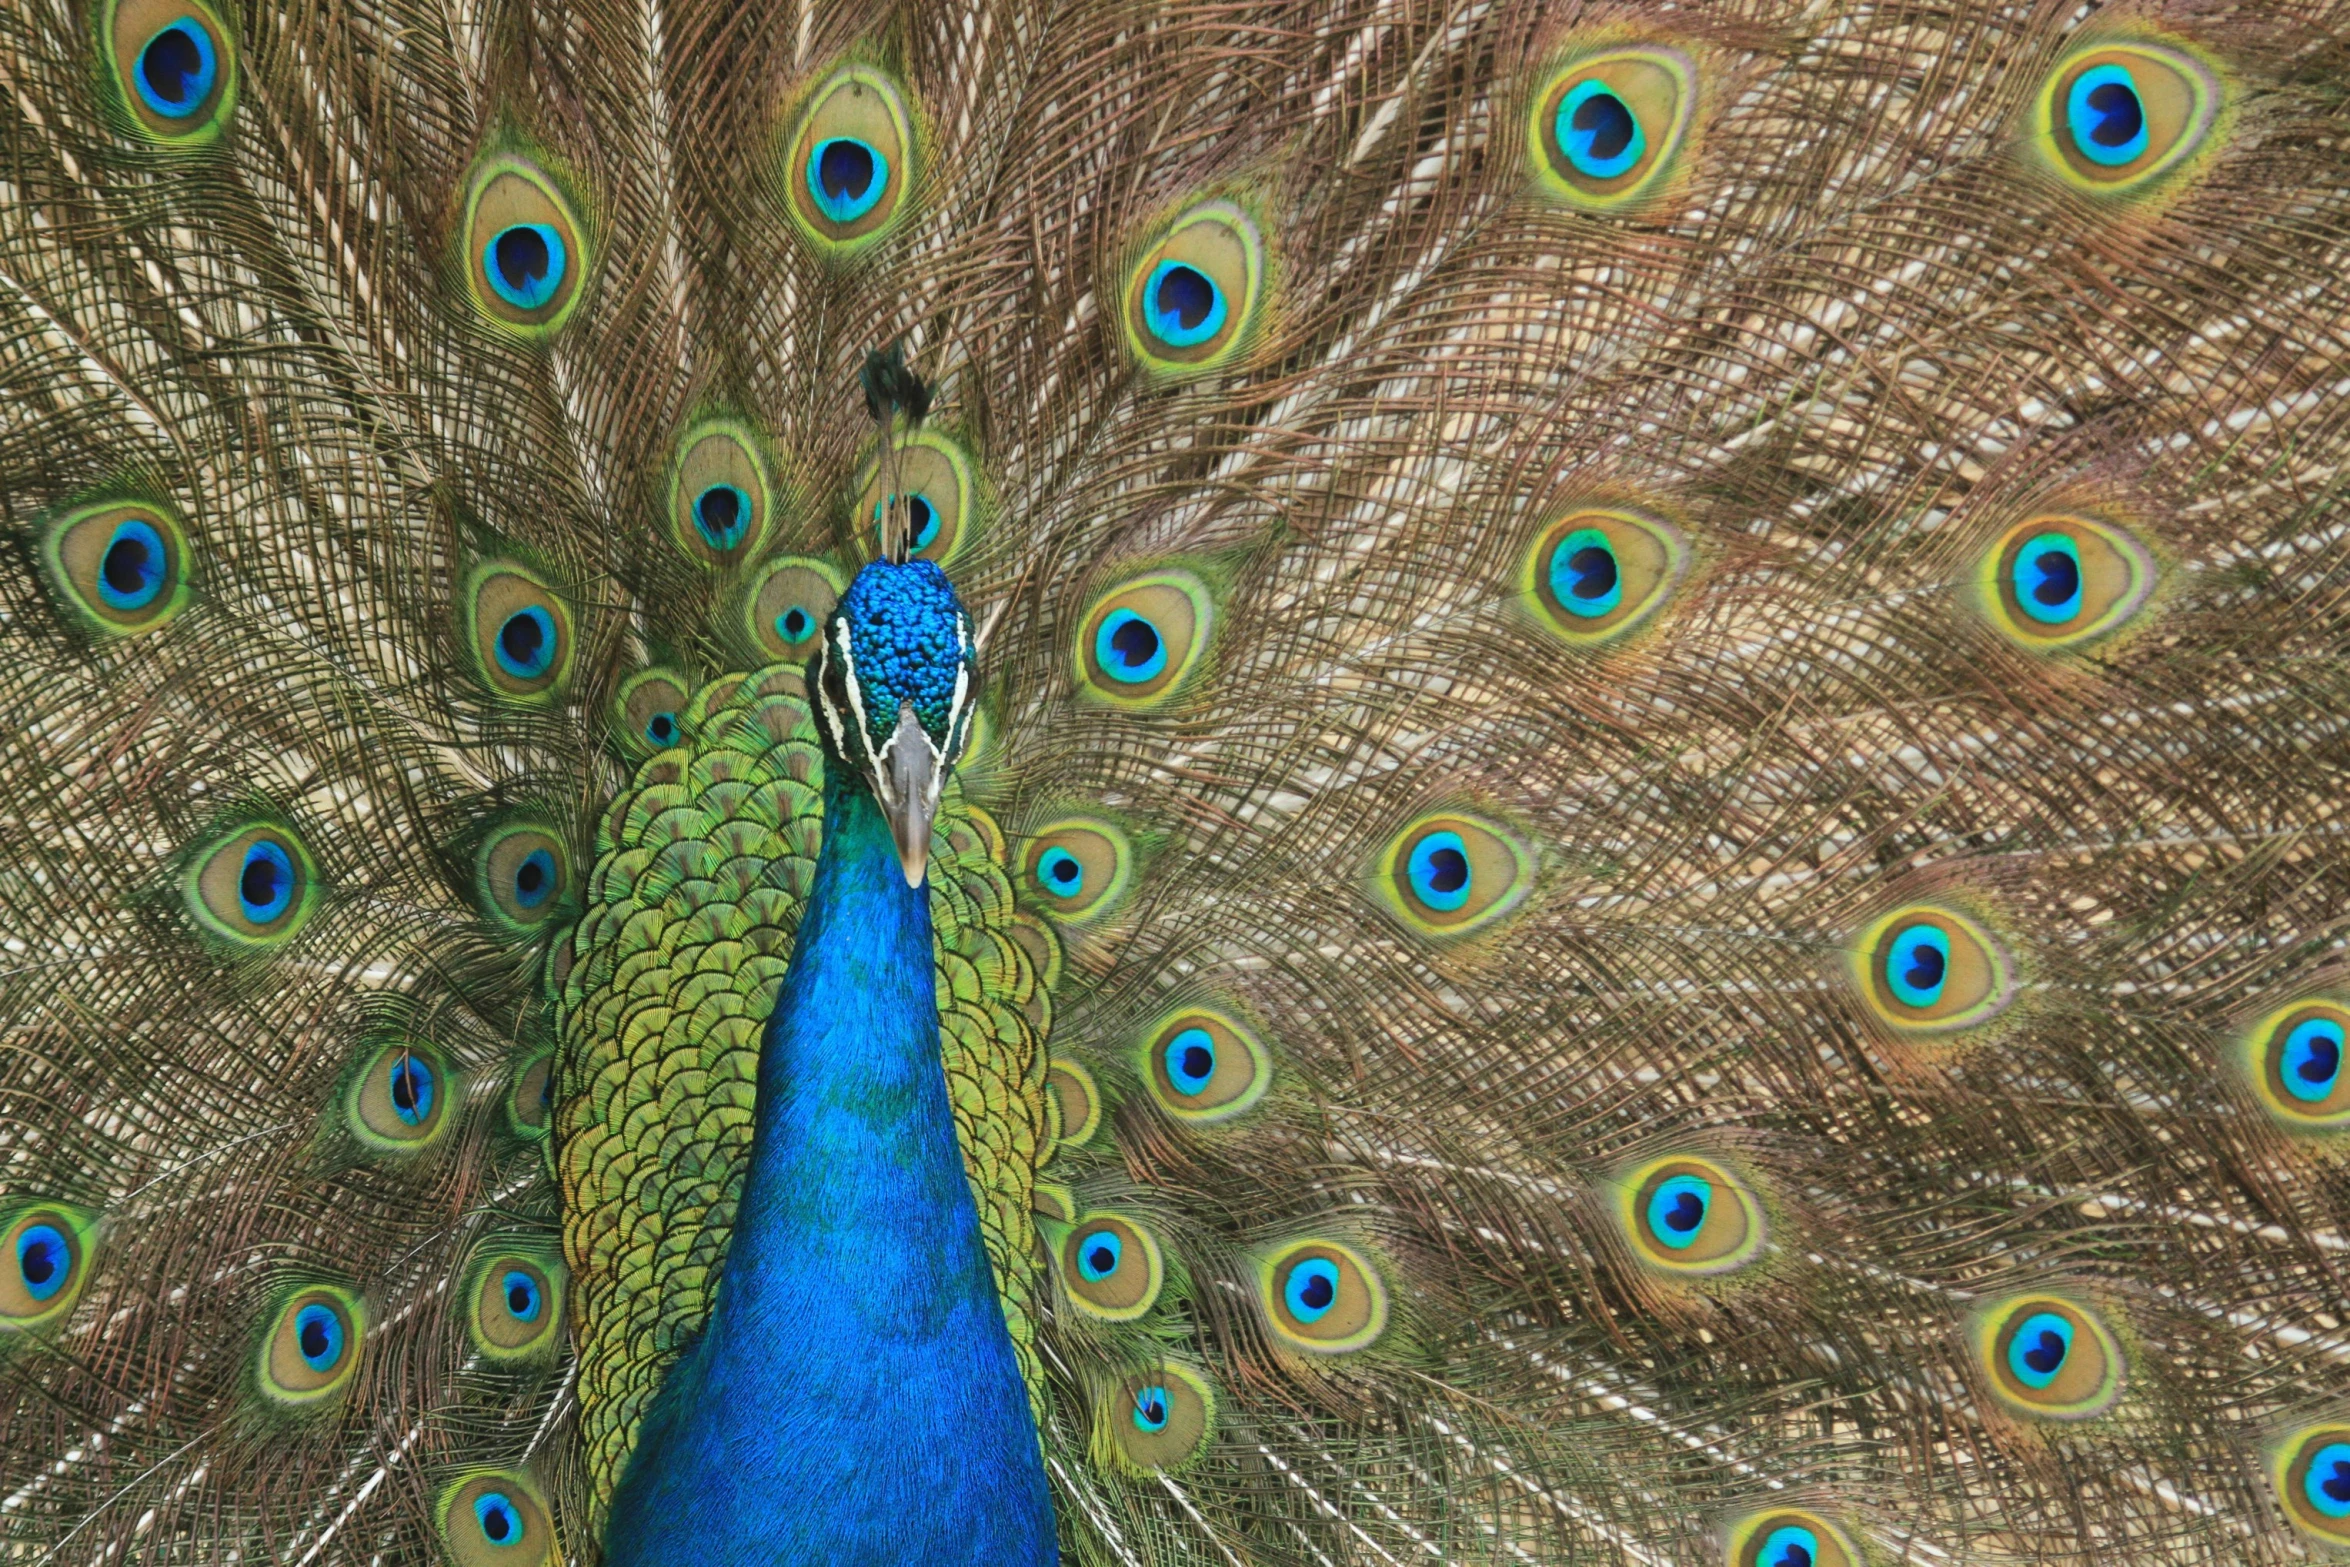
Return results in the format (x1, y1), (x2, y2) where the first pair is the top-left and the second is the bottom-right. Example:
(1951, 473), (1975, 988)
(601, 772), (1057, 1565)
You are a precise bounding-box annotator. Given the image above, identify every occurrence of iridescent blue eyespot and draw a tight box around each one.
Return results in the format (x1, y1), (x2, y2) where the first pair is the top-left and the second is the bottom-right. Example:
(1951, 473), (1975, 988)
(482, 224), (567, 311)
(1283, 1257), (1341, 1323)
(135, 20), (219, 118)
(1163, 1028), (1217, 1096)
(692, 484), (750, 551)
(643, 712), (679, 748)
(2066, 64), (2149, 167)
(1036, 846), (1086, 899)
(1546, 527), (1622, 618)
(2307, 1443), (2350, 1519)
(473, 1490), (525, 1547)
(494, 606), (556, 679)
(1076, 1230), (1123, 1283)
(2011, 533), (2084, 624)
(500, 1270), (542, 1323)
(776, 605), (817, 645)
(2282, 1018), (2345, 1104)
(295, 1301), (345, 1372)
(2005, 1310), (2073, 1389)
(1093, 608), (1168, 684)
(388, 1054), (436, 1127)
(96, 520), (167, 610)
(1131, 1385), (1171, 1433)
(1643, 1174), (1710, 1250)
(237, 839), (294, 924)
(1554, 80), (1645, 180)
(807, 137), (887, 223)
(1143, 260), (1227, 350)
(1884, 923), (1950, 1009)
(511, 849), (555, 910)
(1405, 830), (1471, 912)
(16, 1224), (69, 1302)
(1759, 1526), (1821, 1567)
(870, 493), (944, 555)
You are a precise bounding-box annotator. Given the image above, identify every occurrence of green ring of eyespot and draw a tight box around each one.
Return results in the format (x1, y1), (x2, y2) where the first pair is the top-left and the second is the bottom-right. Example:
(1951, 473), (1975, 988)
(181, 821), (321, 951)
(1850, 903), (2016, 1036)
(36, 500), (196, 636)
(256, 1283), (366, 1408)
(100, 0), (240, 146)
(2032, 37), (2222, 197)
(459, 153), (591, 339)
(1372, 810), (1536, 938)
(667, 418), (775, 566)
(1, 1205), (99, 1331)
(1098, 1360), (1217, 1475)
(1021, 817), (1135, 925)
(463, 1245), (566, 1361)
(1526, 44), (1699, 211)
(436, 1469), (559, 1566)
(1971, 1292), (2126, 1420)
(1120, 201), (1266, 377)
(2239, 998), (2350, 1132)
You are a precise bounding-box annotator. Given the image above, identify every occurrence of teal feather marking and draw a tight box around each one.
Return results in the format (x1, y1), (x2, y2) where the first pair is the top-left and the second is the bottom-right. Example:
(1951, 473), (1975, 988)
(601, 771), (1054, 1564)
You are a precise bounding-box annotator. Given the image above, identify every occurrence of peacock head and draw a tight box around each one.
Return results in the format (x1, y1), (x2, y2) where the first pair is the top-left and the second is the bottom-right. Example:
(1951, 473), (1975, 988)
(810, 557), (978, 888)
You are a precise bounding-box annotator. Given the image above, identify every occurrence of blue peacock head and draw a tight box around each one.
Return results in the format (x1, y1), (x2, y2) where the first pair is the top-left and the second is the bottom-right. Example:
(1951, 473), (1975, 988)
(810, 557), (979, 888)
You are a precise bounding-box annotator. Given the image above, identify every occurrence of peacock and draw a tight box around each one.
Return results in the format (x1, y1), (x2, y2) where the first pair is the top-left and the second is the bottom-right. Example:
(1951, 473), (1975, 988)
(7, 0), (2350, 1561)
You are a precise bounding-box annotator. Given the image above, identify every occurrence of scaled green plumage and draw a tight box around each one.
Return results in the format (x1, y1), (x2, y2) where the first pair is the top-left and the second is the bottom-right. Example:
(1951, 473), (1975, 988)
(5, 0), (2350, 1562)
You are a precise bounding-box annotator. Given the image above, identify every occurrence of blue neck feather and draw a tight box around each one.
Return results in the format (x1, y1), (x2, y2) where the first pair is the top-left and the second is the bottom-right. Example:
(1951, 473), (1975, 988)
(603, 773), (1057, 1565)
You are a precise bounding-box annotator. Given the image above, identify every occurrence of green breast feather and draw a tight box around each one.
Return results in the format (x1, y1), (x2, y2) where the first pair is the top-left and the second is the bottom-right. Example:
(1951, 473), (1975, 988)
(556, 664), (1059, 1512)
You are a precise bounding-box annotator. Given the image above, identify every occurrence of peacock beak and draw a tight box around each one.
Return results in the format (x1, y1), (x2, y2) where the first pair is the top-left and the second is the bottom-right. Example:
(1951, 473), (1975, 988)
(876, 702), (941, 888)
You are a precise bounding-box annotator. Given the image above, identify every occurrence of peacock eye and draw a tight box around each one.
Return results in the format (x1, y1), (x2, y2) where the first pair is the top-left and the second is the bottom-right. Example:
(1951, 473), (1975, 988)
(468, 1250), (564, 1360)
(461, 157), (589, 335)
(347, 1039), (456, 1153)
(1259, 1239), (1387, 1352)
(1046, 1057), (1102, 1148)
(1854, 904), (2014, 1035)
(507, 1050), (555, 1138)
(2280, 1425), (2350, 1543)
(1378, 813), (1534, 937)
(1058, 1213), (1162, 1320)
(1729, 1510), (1861, 1567)
(1130, 1385), (1171, 1433)
(1976, 1294), (2124, 1420)
(104, 0), (236, 143)
(742, 557), (844, 663)
(2037, 41), (2220, 195)
(1, 1208), (92, 1327)
(483, 225), (565, 310)
(462, 565), (575, 704)
(668, 419), (773, 565)
(1979, 513), (2155, 650)
(440, 1472), (558, 1566)
(860, 431), (976, 566)
(1075, 572), (1214, 706)
(39, 502), (192, 636)
(1142, 1009), (1271, 1123)
(786, 68), (913, 251)
(1620, 1156), (1765, 1276)
(1529, 46), (1697, 210)
(260, 1286), (363, 1405)
(185, 824), (317, 949)
(613, 668), (692, 759)
(1523, 507), (1687, 644)
(2245, 1000), (2350, 1130)
(475, 823), (571, 934)
(1122, 202), (1265, 374)
(1100, 1364), (1216, 1473)
(1022, 821), (1132, 923)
